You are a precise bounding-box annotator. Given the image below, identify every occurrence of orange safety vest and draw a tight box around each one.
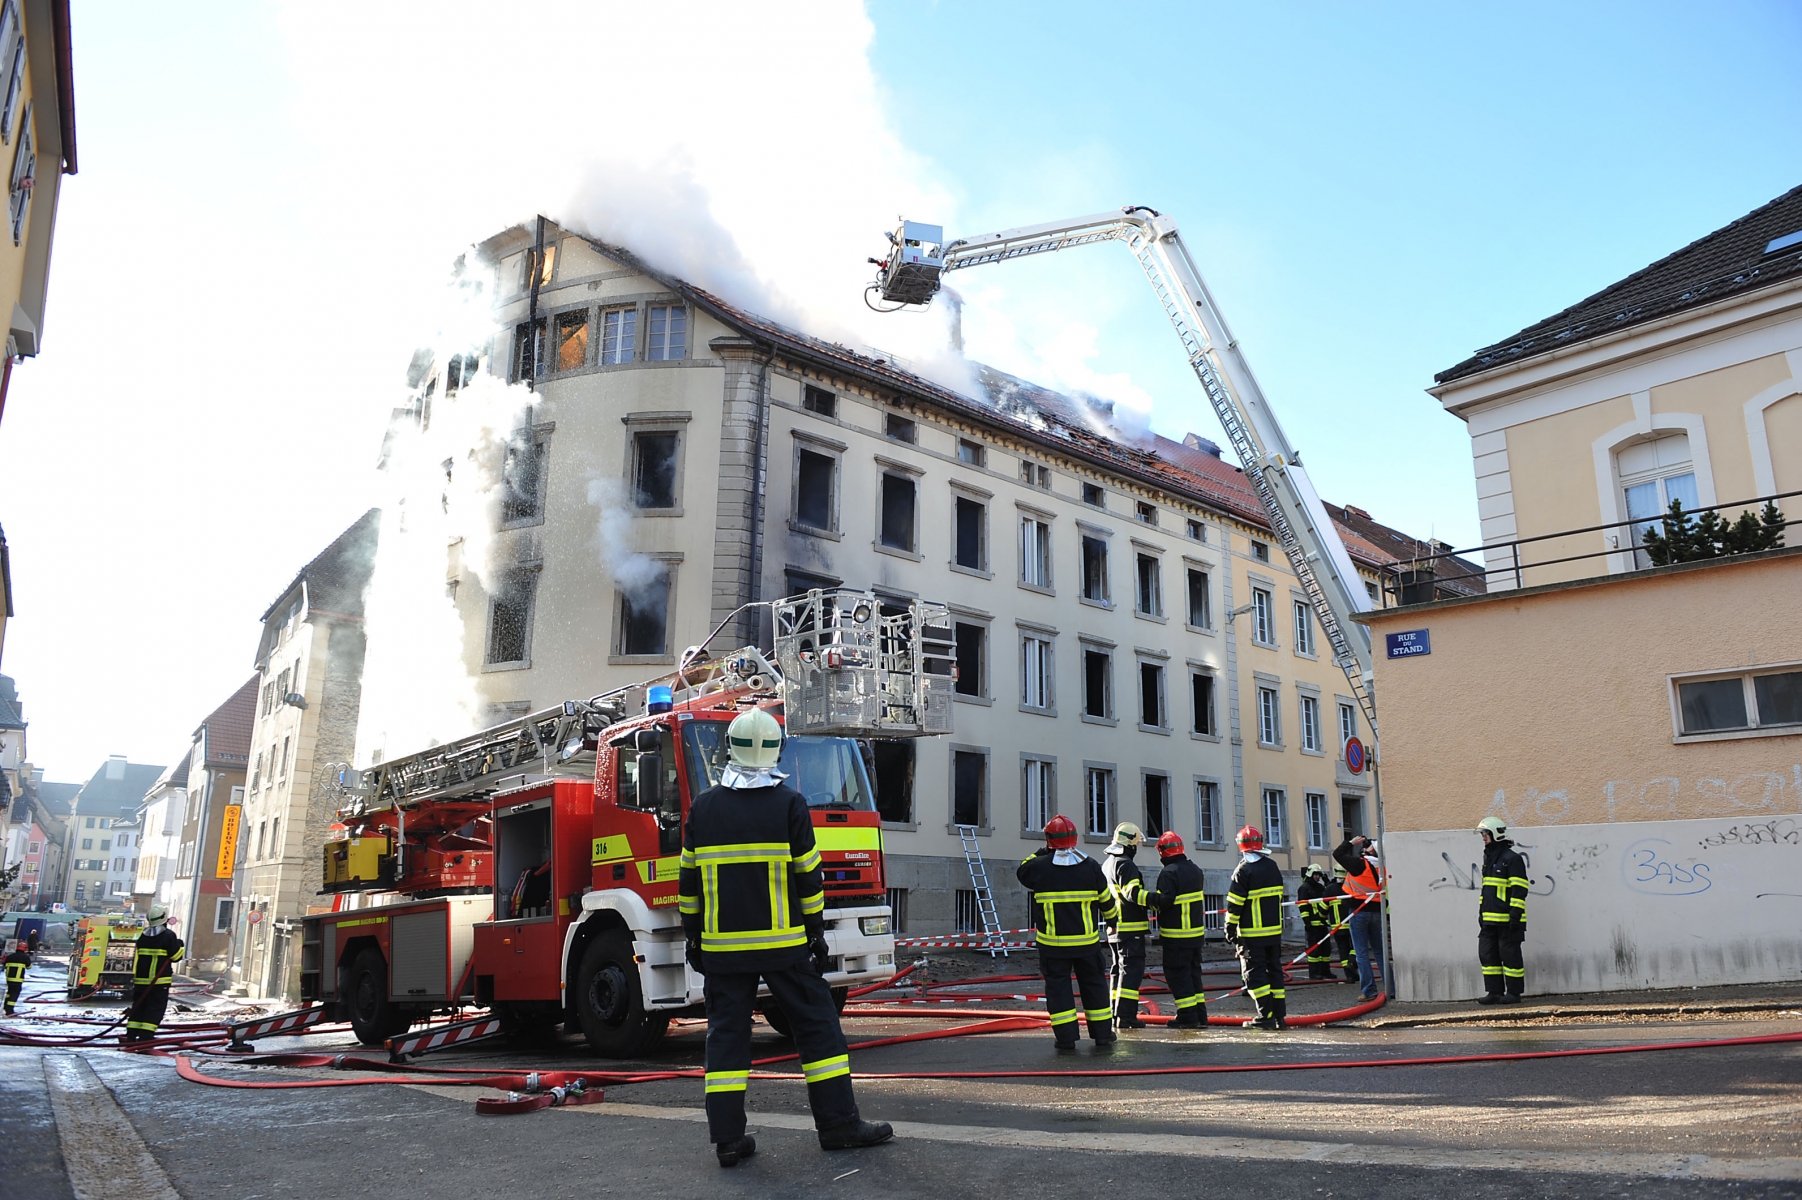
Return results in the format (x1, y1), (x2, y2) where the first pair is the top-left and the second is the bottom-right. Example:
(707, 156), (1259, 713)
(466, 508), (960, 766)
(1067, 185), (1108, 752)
(1342, 857), (1385, 906)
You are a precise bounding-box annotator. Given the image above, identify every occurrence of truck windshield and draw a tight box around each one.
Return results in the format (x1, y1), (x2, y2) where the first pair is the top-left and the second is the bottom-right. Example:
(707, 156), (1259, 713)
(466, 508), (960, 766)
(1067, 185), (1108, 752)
(681, 722), (876, 810)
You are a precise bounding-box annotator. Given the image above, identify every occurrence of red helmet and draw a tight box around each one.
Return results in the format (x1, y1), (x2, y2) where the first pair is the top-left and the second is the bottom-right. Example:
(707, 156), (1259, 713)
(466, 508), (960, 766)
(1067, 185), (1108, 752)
(1156, 831), (1185, 858)
(1236, 825), (1265, 852)
(1044, 814), (1078, 850)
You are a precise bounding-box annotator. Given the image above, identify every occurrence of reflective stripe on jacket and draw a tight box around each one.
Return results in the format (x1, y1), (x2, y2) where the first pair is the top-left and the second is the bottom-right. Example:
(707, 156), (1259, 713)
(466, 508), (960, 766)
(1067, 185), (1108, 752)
(1334, 838), (1385, 908)
(1480, 840), (1529, 927)
(1225, 855), (1286, 940)
(3, 952), (28, 983)
(133, 927), (185, 985)
(1102, 848), (1150, 935)
(1017, 851), (1117, 950)
(678, 781), (826, 966)
(1152, 855), (1208, 939)
(1295, 875), (1334, 929)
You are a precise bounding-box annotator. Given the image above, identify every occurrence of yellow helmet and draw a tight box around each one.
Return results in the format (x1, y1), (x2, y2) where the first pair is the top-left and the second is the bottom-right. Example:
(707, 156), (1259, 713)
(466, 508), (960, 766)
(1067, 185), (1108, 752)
(1112, 822), (1142, 848)
(727, 707), (784, 771)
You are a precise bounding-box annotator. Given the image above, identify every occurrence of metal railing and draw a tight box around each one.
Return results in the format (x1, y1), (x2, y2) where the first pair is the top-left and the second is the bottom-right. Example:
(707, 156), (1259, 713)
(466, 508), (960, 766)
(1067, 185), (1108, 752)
(1380, 489), (1800, 600)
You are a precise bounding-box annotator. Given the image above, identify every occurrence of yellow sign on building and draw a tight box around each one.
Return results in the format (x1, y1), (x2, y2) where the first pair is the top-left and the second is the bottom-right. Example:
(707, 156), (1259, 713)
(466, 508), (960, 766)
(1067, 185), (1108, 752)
(217, 804), (242, 879)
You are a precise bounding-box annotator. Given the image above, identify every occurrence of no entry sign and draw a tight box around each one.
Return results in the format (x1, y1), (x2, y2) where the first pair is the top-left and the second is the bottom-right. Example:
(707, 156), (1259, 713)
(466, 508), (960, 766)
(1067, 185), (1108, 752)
(1345, 736), (1366, 774)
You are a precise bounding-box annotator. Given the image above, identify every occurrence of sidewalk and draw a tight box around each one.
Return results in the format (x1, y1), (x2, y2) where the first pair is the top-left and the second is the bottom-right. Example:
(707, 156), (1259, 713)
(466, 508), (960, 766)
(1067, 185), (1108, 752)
(1360, 979), (1802, 1027)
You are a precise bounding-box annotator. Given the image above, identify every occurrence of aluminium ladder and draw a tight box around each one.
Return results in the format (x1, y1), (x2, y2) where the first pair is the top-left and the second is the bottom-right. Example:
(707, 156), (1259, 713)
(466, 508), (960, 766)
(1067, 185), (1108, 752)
(955, 824), (1009, 958)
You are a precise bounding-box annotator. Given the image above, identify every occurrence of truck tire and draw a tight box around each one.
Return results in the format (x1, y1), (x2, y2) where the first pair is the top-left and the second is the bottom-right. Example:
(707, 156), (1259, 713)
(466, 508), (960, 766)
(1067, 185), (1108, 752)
(574, 930), (668, 1058)
(346, 948), (411, 1047)
(761, 986), (848, 1039)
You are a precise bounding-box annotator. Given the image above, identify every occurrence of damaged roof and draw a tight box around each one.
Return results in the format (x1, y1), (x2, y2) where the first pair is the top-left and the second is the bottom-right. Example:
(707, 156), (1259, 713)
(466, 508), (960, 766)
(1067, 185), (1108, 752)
(196, 678), (259, 770)
(1437, 184), (1802, 384)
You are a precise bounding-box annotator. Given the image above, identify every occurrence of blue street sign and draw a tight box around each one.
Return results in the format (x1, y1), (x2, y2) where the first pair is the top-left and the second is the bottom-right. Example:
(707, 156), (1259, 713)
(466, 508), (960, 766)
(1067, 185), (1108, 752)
(1385, 629), (1431, 659)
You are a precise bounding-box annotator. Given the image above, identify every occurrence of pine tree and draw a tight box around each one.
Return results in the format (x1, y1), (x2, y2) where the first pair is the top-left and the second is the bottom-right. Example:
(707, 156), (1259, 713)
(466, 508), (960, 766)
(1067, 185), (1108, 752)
(1642, 498), (1786, 563)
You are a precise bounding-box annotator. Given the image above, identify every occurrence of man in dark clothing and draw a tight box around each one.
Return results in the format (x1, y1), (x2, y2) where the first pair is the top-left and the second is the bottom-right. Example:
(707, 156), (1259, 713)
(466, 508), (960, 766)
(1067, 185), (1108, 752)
(3, 940), (30, 1015)
(1334, 834), (1386, 1000)
(1150, 832), (1208, 1028)
(1100, 822), (1150, 1029)
(676, 707), (892, 1168)
(1295, 864), (1337, 980)
(1018, 814), (1118, 1049)
(125, 905), (184, 1041)
(1225, 826), (1287, 1029)
(1474, 816), (1530, 1004)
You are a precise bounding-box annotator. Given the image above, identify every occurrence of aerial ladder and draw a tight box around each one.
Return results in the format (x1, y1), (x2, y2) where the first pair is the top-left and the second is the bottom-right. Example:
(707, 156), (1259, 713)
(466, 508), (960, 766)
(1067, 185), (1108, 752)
(870, 209), (1379, 737)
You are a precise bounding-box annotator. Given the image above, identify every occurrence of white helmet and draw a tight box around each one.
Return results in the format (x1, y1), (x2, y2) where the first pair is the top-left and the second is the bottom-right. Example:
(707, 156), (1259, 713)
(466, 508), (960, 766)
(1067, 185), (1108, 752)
(727, 708), (784, 771)
(146, 903), (168, 924)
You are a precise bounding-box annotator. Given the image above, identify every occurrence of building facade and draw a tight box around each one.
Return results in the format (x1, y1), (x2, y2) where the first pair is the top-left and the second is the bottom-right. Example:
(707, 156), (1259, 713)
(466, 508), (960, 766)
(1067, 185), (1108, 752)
(164, 681), (254, 971)
(60, 756), (161, 912)
(132, 759), (188, 907)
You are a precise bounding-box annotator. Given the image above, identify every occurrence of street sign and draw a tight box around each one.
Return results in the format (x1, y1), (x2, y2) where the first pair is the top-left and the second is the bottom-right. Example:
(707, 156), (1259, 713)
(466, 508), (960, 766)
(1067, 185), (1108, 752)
(1385, 629), (1431, 659)
(1345, 736), (1366, 775)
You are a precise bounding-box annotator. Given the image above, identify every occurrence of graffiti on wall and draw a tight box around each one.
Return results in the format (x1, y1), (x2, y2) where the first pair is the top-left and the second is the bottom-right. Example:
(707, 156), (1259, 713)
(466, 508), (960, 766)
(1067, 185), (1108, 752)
(1481, 764), (1802, 827)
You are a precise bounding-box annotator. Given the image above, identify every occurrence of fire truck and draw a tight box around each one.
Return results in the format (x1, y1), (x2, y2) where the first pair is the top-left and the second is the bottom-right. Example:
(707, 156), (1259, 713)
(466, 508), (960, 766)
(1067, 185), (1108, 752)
(67, 913), (145, 1000)
(301, 589), (953, 1057)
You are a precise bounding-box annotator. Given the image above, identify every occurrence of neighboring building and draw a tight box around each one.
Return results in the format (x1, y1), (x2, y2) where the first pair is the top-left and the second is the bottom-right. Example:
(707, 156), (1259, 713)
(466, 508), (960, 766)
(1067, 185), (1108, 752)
(0, 671), (22, 815)
(360, 219), (1478, 935)
(61, 756), (162, 912)
(29, 774), (72, 906)
(133, 758), (188, 905)
(232, 510), (377, 999)
(1366, 187), (1802, 1001)
(165, 681), (255, 971)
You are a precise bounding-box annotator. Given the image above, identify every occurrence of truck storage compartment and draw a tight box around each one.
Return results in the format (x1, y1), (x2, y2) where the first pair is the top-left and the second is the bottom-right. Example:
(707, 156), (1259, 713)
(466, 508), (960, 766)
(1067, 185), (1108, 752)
(495, 798), (553, 920)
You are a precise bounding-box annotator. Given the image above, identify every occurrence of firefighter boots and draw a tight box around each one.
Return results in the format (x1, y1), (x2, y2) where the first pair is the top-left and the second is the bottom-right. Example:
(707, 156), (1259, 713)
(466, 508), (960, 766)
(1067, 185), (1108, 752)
(819, 1119), (895, 1151)
(716, 1136), (757, 1167)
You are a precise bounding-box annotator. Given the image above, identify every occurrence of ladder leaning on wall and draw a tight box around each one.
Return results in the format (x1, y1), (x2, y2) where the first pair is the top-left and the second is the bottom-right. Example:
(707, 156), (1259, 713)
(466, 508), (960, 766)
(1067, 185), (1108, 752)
(955, 824), (1009, 958)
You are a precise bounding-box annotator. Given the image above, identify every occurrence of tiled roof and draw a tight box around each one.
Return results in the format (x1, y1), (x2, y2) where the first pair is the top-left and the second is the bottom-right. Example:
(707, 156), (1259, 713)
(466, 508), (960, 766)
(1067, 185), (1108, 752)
(1324, 503), (1487, 598)
(197, 677), (259, 769)
(1437, 184), (1802, 384)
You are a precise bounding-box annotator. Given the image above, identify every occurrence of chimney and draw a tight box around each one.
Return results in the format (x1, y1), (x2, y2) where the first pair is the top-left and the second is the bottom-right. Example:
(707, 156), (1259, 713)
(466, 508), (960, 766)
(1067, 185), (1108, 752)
(105, 755), (127, 781)
(1182, 433), (1223, 458)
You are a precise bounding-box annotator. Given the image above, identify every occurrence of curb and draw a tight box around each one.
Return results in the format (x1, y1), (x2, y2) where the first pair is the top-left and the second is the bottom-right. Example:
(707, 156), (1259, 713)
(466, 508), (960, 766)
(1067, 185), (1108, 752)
(1362, 998), (1802, 1028)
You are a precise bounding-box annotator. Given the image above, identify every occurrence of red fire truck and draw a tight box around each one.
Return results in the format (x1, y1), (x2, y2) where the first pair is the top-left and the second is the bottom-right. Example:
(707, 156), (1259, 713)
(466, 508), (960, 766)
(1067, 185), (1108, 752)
(301, 590), (952, 1056)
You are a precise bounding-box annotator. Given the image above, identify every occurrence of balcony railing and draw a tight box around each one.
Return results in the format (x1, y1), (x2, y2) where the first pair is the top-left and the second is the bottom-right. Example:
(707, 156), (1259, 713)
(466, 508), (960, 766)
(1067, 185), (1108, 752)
(1380, 488), (1800, 601)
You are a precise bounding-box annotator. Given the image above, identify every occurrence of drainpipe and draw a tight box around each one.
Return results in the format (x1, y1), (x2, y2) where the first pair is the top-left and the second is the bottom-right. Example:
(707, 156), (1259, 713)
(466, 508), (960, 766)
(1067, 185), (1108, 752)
(526, 215), (545, 394)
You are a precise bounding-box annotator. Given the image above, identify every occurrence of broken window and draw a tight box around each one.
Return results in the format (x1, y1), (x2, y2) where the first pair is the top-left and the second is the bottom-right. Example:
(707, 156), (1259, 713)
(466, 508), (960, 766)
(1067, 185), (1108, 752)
(952, 749), (987, 828)
(873, 740), (915, 825)
(501, 429), (548, 524)
(601, 308), (636, 364)
(486, 574), (537, 665)
(795, 448), (835, 531)
(880, 474), (916, 552)
(1083, 647), (1112, 719)
(954, 622), (985, 698)
(618, 563), (672, 658)
(1186, 568), (1211, 628)
(885, 414), (916, 443)
(446, 352), (480, 394)
(632, 432), (679, 509)
(646, 305), (686, 360)
(1080, 535), (1108, 603)
(1144, 775), (1169, 839)
(1021, 460), (1050, 489)
(954, 495), (985, 570)
(1191, 671), (1217, 736)
(512, 317), (545, 382)
(1136, 501), (1157, 526)
(1186, 519), (1207, 543)
(1136, 553), (1162, 616)
(803, 385), (837, 418)
(1020, 516), (1051, 587)
(1139, 661), (1165, 728)
(555, 310), (589, 371)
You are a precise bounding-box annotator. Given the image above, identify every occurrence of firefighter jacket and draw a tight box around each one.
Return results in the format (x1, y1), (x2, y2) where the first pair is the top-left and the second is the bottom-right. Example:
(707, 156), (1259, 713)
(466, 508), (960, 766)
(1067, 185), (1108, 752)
(1225, 853), (1285, 943)
(1101, 845), (1150, 935)
(677, 781), (827, 971)
(1333, 838), (1385, 912)
(1151, 855), (1208, 939)
(1325, 877), (1353, 926)
(1017, 849), (1117, 952)
(3, 948), (29, 983)
(1480, 839), (1530, 929)
(1295, 874), (1333, 930)
(132, 926), (185, 986)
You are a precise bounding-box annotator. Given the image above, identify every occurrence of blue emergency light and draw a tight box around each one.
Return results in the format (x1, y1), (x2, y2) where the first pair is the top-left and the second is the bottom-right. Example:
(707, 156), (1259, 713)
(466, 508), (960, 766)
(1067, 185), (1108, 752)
(646, 684), (673, 715)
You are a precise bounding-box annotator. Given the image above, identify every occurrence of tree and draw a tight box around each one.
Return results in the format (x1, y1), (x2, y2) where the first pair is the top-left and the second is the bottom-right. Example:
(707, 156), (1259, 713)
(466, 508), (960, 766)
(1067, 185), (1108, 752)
(1642, 499), (1786, 565)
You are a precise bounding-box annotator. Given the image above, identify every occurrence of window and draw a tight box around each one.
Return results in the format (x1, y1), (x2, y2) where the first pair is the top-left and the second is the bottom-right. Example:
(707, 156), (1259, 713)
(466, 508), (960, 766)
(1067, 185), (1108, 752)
(1300, 694), (1322, 752)
(1251, 541), (1270, 562)
(1139, 661), (1166, 729)
(1342, 794), (1366, 839)
(885, 414), (916, 443)
(554, 310), (589, 371)
(954, 622), (986, 698)
(954, 495), (987, 570)
(1084, 767), (1115, 837)
(957, 439), (985, 467)
(1306, 793), (1329, 850)
(446, 352), (479, 394)
(110, 880), (125, 896)
(1186, 518), (1207, 543)
(512, 316), (545, 381)
(600, 307), (636, 364)
(645, 305), (686, 360)
(214, 898), (236, 934)
(1673, 667), (1802, 739)
(1020, 515), (1052, 588)
(1196, 780), (1221, 845)
(5, 100), (28, 246)
(954, 890), (980, 934)
(485, 573), (538, 665)
(1294, 601), (1316, 656)
(617, 563), (673, 658)
(85, 817), (94, 829)
(271, 818), (280, 857)
(281, 738), (291, 777)
(1190, 671), (1217, 736)
(880, 474), (917, 552)
(1021, 460), (1050, 489)
(1262, 788), (1286, 848)
(1339, 702), (1357, 749)
(886, 887), (909, 934)
(500, 427), (548, 524)
(873, 741), (915, 825)
(27, 841), (38, 854)
(99, 839), (111, 852)
(256, 822), (266, 860)
(1619, 433), (1699, 570)
(802, 385), (836, 417)
(1143, 774), (1170, 839)
(1020, 634), (1054, 712)
(794, 447), (837, 532)
(1135, 554), (1162, 617)
(0, 4), (20, 145)
(952, 749), (988, 828)
(1023, 757), (1054, 831)
(81, 838), (92, 850)
(632, 431), (680, 509)
(74, 882), (85, 902)
(1252, 587), (1275, 645)
(1258, 684), (1281, 746)
(1135, 501), (1158, 526)
(1083, 647), (1113, 720)
(1082, 483), (1104, 507)
(1080, 535), (1108, 603)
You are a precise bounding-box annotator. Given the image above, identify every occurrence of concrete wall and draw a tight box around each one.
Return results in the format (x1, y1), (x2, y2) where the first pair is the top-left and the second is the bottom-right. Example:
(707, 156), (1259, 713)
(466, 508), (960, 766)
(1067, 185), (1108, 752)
(1389, 816), (1802, 1000)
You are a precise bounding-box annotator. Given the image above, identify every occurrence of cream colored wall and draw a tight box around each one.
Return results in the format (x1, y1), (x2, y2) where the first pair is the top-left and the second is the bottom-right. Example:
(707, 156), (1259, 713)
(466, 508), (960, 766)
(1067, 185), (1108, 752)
(1501, 394), (1632, 578)
(1363, 549), (1802, 835)
(0, 21), (37, 336)
(1766, 392), (1802, 494)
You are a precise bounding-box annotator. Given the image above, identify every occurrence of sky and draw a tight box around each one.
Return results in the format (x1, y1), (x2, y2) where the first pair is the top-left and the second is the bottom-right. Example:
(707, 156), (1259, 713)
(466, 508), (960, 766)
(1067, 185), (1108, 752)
(0, 0), (1797, 780)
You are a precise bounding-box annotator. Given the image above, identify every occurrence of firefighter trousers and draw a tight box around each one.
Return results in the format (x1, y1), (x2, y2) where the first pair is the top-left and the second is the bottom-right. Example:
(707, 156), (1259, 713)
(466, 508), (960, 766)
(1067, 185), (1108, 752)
(702, 962), (859, 1144)
(1235, 938), (1286, 1022)
(1477, 927), (1525, 997)
(1108, 934), (1146, 1023)
(1302, 922), (1335, 978)
(125, 983), (170, 1040)
(1161, 940), (1207, 1026)
(1042, 947), (1112, 1045)
(4, 981), (20, 1014)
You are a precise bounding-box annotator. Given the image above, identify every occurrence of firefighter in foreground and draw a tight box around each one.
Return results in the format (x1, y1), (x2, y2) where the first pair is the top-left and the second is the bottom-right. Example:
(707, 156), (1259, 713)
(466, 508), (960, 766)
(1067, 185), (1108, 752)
(1295, 864), (1340, 980)
(1150, 832), (1209, 1027)
(676, 707), (893, 1168)
(1018, 814), (1118, 1050)
(3, 939), (30, 1015)
(1225, 826), (1287, 1029)
(1475, 815), (1530, 1004)
(125, 904), (184, 1042)
(1100, 822), (1149, 1028)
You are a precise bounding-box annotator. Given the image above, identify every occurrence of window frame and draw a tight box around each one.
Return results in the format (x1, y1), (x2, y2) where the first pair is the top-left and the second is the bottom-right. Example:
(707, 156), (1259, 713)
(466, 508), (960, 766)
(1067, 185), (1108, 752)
(599, 305), (638, 365)
(1188, 665), (1219, 740)
(482, 569), (542, 671)
(1136, 656), (1169, 733)
(948, 744), (992, 834)
(1082, 763), (1117, 843)
(875, 463), (923, 560)
(1251, 585), (1277, 647)
(1018, 505), (1054, 592)
(1142, 770), (1171, 839)
(1184, 563), (1213, 631)
(1079, 637), (1115, 726)
(789, 431), (843, 538)
(1261, 786), (1287, 849)
(553, 306), (591, 372)
(1018, 625), (1056, 716)
(1256, 680), (1282, 747)
(1135, 500), (1158, 526)
(627, 424), (686, 515)
(1305, 791), (1329, 851)
(1133, 545), (1165, 620)
(952, 616), (991, 704)
(1082, 482), (1105, 508)
(1299, 691), (1323, 755)
(950, 484), (991, 576)
(884, 414), (917, 444)
(1292, 597), (1317, 658)
(956, 438), (986, 468)
(1077, 523), (1111, 607)
(644, 303), (689, 361)
(802, 384), (837, 418)
(1668, 662), (1802, 743)
(1021, 753), (1056, 834)
(609, 554), (682, 665)
(1193, 777), (1222, 847)
(1339, 701), (1358, 750)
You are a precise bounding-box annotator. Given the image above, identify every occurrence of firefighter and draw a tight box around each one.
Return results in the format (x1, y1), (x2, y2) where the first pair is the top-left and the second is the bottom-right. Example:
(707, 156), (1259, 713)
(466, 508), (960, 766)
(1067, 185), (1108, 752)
(3, 939), (30, 1015)
(1334, 834), (1386, 1000)
(124, 904), (184, 1042)
(1325, 868), (1359, 983)
(1475, 816), (1530, 1004)
(1296, 864), (1336, 980)
(1017, 814), (1118, 1050)
(676, 706), (892, 1168)
(1225, 826), (1286, 1030)
(1150, 832), (1208, 1028)
(1101, 822), (1150, 1029)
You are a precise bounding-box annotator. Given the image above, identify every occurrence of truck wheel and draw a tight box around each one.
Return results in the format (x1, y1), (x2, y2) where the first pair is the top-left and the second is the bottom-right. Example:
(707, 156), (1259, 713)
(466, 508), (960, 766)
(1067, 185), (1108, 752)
(574, 931), (668, 1058)
(346, 948), (411, 1047)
